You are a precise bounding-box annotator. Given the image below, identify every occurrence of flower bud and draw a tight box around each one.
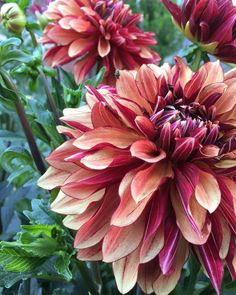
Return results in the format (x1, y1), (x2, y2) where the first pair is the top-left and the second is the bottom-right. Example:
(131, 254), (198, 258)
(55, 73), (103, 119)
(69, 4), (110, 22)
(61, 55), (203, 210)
(0, 3), (26, 33)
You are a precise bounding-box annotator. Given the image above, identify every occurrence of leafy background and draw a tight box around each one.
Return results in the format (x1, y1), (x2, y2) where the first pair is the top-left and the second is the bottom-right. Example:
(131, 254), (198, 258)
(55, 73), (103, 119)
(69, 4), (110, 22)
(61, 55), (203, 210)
(0, 0), (235, 295)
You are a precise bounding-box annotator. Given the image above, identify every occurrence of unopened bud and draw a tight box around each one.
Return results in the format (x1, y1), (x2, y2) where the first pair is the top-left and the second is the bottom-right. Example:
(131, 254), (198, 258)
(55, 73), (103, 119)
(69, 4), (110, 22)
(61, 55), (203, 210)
(0, 3), (26, 33)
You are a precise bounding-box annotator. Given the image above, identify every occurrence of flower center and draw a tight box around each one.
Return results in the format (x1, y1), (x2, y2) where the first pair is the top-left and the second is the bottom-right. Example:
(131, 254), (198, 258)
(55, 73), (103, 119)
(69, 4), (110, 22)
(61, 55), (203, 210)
(148, 93), (224, 161)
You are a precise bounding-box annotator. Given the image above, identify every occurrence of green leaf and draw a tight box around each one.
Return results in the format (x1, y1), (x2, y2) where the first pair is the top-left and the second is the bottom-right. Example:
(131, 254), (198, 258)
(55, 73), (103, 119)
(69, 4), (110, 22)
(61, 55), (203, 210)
(0, 247), (45, 272)
(18, 0), (30, 11)
(0, 267), (30, 288)
(23, 199), (60, 225)
(0, 38), (21, 47)
(21, 224), (61, 238)
(54, 252), (73, 281)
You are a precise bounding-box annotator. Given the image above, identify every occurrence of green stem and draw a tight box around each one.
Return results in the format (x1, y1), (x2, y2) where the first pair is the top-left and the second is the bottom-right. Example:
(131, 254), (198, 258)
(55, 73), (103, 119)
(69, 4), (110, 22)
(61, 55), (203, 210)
(28, 29), (38, 48)
(38, 67), (60, 125)
(27, 28), (60, 125)
(0, 71), (46, 175)
(192, 49), (203, 72)
(76, 261), (100, 295)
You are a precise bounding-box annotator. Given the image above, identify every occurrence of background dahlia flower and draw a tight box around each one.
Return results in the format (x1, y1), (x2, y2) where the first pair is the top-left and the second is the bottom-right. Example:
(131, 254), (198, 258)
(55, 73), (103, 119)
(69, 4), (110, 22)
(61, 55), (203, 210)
(38, 58), (236, 295)
(42, 0), (160, 84)
(162, 0), (236, 63)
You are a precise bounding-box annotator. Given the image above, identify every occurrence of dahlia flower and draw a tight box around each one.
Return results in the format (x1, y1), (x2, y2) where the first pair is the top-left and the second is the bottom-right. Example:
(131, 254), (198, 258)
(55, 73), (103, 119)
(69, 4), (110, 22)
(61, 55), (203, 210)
(162, 0), (236, 63)
(38, 58), (236, 295)
(41, 0), (160, 84)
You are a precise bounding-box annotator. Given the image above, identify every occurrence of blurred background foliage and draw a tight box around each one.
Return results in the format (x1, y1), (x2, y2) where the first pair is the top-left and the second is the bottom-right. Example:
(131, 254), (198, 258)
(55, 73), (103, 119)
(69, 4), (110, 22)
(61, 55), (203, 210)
(0, 1), (235, 295)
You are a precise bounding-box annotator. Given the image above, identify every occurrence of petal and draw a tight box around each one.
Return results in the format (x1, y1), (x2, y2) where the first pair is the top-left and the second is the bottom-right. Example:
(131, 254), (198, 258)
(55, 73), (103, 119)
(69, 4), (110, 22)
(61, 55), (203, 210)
(98, 37), (111, 57)
(103, 214), (145, 263)
(130, 140), (166, 163)
(140, 223), (164, 264)
(134, 116), (156, 139)
(159, 219), (180, 275)
(195, 170), (221, 213)
(153, 236), (189, 295)
(37, 166), (70, 190)
(74, 186), (119, 248)
(194, 236), (224, 295)
(211, 213), (231, 259)
(73, 127), (141, 150)
(113, 246), (140, 294)
(131, 161), (173, 203)
(91, 102), (123, 128)
(171, 185), (211, 245)
(47, 26), (79, 45)
(51, 189), (104, 215)
(116, 70), (152, 113)
(136, 65), (158, 103)
(68, 38), (96, 57)
(138, 257), (160, 294)
(215, 80), (236, 115)
(73, 55), (97, 83)
(77, 242), (103, 261)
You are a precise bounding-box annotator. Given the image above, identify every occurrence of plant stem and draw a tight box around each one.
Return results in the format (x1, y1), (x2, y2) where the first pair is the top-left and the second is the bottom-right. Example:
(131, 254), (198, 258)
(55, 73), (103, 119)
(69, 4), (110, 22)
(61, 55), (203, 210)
(38, 67), (60, 125)
(28, 29), (38, 48)
(76, 261), (100, 295)
(0, 71), (46, 175)
(192, 49), (202, 71)
(27, 29), (60, 124)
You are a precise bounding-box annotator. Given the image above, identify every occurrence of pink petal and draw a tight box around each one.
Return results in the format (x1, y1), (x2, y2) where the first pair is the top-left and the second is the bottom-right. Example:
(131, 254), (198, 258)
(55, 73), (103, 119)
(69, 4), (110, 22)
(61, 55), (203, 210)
(68, 38), (96, 57)
(77, 242), (103, 261)
(73, 127), (141, 150)
(130, 140), (166, 163)
(98, 37), (111, 57)
(116, 70), (152, 114)
(153, 236), (189, 295)
(131, 161), (173, 202)
(73, 55), (97, 83)
(136, 65), (158, 103)
(138, 258), (160, 294)
(171, 185), (211, 245)
(103, 215), (145, 262)
(195, 170), (221, 213)
(47, 26), (79, 45)
(74, 186), (119, 248)
(134, 116), (156, 139)
(159, 218), (180, 275)
(91, 102), (123, 128)
(113, 246), (140, 294)
(37, 166), (70, 190)
(194, 236), (224, 295)
(211, 213), (231, 259)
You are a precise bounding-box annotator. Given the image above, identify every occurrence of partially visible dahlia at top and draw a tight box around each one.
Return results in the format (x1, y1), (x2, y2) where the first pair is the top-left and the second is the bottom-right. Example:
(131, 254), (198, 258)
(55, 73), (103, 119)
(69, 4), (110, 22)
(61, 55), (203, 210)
(41, 0), (160, 84)
(38, 58), (236, 295)
(162, 0), (236, 63)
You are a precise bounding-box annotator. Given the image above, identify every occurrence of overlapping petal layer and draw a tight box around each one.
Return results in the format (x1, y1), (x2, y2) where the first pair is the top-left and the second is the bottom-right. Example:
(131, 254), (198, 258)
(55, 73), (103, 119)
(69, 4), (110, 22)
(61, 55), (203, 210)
(162, 0), (236, 63)
(42, 0), (160, 83)
(38, 58), (236, 295)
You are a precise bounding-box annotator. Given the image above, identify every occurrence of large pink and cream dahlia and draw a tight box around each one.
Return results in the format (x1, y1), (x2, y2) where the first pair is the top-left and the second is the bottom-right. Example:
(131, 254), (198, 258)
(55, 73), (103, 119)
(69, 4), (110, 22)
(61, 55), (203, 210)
(38, 58), (236, 295)
(42, 0), (160, 84)
(162, 0), (236, 63)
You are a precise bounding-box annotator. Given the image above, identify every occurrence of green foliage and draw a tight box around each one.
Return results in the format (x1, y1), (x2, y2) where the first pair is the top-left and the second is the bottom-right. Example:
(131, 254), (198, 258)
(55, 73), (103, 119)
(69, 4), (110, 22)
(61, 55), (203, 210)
(0, 0), (235, 295)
